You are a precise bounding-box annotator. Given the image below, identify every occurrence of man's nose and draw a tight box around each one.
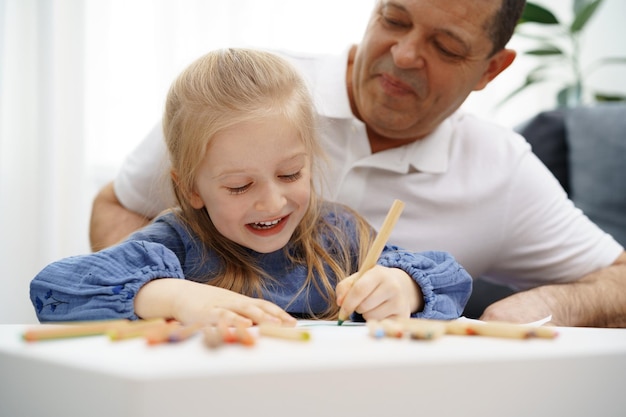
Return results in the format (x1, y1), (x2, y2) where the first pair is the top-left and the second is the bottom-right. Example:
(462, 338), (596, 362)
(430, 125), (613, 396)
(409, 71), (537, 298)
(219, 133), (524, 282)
(391, 34), (426, 70)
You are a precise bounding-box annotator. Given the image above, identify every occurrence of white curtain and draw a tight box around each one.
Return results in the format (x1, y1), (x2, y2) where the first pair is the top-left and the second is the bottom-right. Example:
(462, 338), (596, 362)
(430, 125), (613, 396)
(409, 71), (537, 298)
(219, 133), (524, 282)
(0, 0), (375, 323)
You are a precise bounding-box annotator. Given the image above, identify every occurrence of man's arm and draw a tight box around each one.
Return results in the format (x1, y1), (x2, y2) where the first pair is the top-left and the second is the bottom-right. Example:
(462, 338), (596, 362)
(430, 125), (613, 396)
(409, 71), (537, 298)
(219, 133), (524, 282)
(89, 182), (151, 252)
(481, 251), (626, 328)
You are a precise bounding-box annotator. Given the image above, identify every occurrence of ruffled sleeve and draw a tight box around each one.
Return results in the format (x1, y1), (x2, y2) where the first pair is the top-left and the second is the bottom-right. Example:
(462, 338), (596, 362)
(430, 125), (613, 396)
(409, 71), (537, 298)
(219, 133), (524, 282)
(377, 247), (472, 319)
(30, 241), (184, 322)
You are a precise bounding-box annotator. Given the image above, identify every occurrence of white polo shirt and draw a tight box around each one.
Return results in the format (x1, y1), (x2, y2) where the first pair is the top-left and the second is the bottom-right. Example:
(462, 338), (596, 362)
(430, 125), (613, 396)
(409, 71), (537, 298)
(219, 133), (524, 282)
(114, 48), (623, 289)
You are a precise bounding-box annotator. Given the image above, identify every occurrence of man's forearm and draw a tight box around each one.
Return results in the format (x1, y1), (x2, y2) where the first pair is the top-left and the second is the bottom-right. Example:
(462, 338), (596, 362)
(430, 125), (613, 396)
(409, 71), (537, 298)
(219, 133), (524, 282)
(89, 182), (151, 252)
(544, 260), (626, 328)
(481, 252), (626, 328)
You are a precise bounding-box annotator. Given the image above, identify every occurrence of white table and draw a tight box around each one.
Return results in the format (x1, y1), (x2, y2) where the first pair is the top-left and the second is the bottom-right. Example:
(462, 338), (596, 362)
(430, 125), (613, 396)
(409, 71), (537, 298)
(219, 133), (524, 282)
(1, 322), (625, 417)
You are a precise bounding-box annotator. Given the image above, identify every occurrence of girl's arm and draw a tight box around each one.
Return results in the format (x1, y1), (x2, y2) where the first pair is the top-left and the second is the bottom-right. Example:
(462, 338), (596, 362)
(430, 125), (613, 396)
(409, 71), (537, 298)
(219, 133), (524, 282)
(31, 240), (296, 326)
(30, 241), (184, 322)
(377, 248), (473, 319)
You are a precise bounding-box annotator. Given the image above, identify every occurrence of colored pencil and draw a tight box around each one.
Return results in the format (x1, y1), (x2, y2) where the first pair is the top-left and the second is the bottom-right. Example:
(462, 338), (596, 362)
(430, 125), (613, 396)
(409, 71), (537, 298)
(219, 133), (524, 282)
(22, 319), (130, 342)
(107, 318), (168, 341)
(366, 318), (558, 341)
(202, 326), (224, 349)
(445, 320), (558, 339)
(400, 318), (447, 340)
(337, 199), (405, 325)
(258, 324), (311, 341)
(234, 325), (256, 347)
(167, 323), (204, 343)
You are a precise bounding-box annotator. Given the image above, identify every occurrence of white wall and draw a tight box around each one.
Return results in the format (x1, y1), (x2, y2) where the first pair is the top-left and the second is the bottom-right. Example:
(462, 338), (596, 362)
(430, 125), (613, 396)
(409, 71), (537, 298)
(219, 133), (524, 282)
(1, 0), (624, 324)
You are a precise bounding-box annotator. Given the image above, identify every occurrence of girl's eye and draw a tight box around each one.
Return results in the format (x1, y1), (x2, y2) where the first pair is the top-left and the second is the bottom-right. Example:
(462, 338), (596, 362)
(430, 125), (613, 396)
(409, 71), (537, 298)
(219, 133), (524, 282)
(280, 171), (302, 182)
(226, 183), (251, 195)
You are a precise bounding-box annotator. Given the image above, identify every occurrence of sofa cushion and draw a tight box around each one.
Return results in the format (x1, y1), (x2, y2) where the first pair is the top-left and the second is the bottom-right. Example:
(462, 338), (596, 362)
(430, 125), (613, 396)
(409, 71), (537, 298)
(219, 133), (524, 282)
(565, 103), (626, 246)
(516, 109), (570, 193)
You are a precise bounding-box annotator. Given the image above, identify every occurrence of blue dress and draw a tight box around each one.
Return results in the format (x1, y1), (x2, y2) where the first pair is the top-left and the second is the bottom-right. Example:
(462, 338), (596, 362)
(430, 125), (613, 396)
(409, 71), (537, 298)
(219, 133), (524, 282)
(30, 203), (472, 322)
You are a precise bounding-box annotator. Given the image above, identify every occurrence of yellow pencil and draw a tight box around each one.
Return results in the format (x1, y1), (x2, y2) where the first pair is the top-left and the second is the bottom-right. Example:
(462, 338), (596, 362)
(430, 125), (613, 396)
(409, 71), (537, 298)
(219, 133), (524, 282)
(107, 318), (168, 341)
(22, 319), (130, 342)
(338, 199), (405, 325)
(258, 324), (311, 342)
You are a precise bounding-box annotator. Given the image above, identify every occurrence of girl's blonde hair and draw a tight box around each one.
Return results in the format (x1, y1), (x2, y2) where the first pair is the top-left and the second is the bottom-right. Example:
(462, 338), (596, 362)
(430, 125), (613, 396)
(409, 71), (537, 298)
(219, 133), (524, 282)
(163, 48), (373, 319)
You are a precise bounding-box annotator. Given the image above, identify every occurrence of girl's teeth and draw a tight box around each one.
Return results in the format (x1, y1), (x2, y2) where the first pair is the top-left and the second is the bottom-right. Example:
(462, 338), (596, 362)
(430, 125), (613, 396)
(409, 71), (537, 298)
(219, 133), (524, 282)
(252, 218), (281, 229)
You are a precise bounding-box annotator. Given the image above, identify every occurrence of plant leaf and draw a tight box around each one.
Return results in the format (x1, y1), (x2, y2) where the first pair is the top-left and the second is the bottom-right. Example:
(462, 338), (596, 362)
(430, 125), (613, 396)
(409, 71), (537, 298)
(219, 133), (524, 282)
(595, 92), (626, 102)
(525, 46), (564, 56)
(571, 0), (603, 33)
(519, 2), (560, 25)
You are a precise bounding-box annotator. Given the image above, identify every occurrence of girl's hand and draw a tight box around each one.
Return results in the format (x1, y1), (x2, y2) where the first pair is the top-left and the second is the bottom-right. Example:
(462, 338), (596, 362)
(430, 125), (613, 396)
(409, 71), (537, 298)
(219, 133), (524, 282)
(135, 278), (297, 327)
(336, 265), (423, 321)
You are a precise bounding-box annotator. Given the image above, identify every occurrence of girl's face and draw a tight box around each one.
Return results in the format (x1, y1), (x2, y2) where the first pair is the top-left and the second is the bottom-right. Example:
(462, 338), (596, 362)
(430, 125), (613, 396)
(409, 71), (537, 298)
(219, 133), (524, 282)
(189, 114), (312, 254)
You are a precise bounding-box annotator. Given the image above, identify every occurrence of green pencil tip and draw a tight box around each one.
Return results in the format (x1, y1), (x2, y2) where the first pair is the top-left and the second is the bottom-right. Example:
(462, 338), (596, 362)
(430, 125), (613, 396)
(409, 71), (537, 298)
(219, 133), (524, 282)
(337, 319), (344, 326)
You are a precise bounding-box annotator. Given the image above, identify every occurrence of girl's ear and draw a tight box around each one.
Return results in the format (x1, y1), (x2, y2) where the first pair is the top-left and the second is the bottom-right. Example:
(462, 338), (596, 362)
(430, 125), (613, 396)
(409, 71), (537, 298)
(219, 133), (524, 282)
(171, 169), (205, 209)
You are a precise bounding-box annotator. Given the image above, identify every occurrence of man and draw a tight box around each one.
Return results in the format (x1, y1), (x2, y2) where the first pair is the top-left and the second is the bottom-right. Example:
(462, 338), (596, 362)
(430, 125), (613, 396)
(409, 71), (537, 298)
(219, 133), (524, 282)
(90, 0), (626, 327)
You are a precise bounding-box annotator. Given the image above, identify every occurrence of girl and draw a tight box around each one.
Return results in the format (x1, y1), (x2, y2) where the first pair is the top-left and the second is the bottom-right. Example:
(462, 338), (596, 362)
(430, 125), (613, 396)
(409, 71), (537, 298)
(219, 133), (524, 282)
(31, 49), (471, 326)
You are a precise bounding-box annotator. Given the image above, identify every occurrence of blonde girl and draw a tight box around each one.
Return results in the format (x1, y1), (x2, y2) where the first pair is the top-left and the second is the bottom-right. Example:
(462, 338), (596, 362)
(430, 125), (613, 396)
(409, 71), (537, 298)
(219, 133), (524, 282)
(31, 49), (471, 326)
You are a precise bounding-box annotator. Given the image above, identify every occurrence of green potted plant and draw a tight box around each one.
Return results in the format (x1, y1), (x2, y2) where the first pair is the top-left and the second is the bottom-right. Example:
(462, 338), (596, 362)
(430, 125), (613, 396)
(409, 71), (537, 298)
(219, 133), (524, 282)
(501, 0), (626, 107)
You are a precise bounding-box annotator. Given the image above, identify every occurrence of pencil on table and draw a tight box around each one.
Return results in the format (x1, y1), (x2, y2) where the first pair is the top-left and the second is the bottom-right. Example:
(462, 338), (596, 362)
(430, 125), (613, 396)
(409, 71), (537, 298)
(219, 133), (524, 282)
(167, 323), (204, 343)
(144, 321), (182, 345)
(202, 326), (224, 349)
(445, 320), (558, 339)
(400, 318), (447, 340)
(234, 325), (256, 347)
(107, 318), (168, 341)
(258, 324), (311, 342)
(337, 199), (405, 325)
(22, 319), (130, 342)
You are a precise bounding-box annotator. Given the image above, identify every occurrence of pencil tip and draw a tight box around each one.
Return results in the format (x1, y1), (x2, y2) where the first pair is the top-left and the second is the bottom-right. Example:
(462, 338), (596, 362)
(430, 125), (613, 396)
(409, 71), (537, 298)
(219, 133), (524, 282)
(337, 319), (344, 326)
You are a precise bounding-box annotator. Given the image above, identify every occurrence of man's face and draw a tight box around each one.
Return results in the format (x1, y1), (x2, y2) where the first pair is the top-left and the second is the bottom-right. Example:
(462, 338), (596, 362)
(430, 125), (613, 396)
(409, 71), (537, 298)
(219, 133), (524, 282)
(351, 0), (508, 140)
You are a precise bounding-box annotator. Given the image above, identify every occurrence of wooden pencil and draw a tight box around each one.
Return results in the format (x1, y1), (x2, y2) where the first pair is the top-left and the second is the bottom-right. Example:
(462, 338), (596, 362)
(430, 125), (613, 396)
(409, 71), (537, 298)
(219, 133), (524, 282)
(202, 326), (224, 349)
(445, 320), (558, 339)
(107, 318), (168, 341)
(258, 324), (311, 341)
(167, 323), (204, 343)
(338, 199), (405, 325)
(234, 325), (256, 347)
(400, 318), (447, 340)
(22, 319), (130, 342)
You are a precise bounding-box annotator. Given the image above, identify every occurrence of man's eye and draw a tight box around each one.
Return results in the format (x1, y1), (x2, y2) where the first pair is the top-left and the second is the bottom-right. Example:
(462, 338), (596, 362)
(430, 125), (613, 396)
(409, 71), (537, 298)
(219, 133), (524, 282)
(435, 42), (463, 60)
(382, 15), (410, 29)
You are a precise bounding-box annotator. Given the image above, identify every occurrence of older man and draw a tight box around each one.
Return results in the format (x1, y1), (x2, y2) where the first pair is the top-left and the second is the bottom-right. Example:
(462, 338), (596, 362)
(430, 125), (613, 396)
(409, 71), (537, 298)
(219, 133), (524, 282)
(89, 0), (626, 327)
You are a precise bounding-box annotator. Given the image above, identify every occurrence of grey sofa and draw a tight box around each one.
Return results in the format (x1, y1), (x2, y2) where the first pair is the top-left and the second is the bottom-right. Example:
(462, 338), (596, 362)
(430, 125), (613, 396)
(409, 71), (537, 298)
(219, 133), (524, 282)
(463, 103), (626, 319)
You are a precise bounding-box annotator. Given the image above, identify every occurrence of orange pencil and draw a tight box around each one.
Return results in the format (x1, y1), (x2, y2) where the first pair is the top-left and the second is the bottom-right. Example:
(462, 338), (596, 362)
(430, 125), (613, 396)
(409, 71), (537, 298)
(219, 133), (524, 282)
(144, 321), (182, 345)
(234, 325), (256, 347)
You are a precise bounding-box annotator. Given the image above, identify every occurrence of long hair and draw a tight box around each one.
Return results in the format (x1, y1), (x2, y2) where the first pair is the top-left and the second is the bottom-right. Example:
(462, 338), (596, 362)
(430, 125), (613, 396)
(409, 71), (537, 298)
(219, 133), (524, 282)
(163, 48), (373, 319)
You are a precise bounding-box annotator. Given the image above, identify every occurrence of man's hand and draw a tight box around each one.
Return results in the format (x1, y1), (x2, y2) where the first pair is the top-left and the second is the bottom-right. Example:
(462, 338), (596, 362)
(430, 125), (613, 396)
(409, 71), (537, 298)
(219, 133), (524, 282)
(89, 182), (151, 251)
(481, 251), (626, 327)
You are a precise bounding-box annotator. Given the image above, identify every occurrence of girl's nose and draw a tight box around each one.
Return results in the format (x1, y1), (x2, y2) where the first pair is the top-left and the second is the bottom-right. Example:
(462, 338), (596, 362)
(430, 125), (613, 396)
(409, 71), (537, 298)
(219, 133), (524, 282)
(254, 182), (287, 213)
